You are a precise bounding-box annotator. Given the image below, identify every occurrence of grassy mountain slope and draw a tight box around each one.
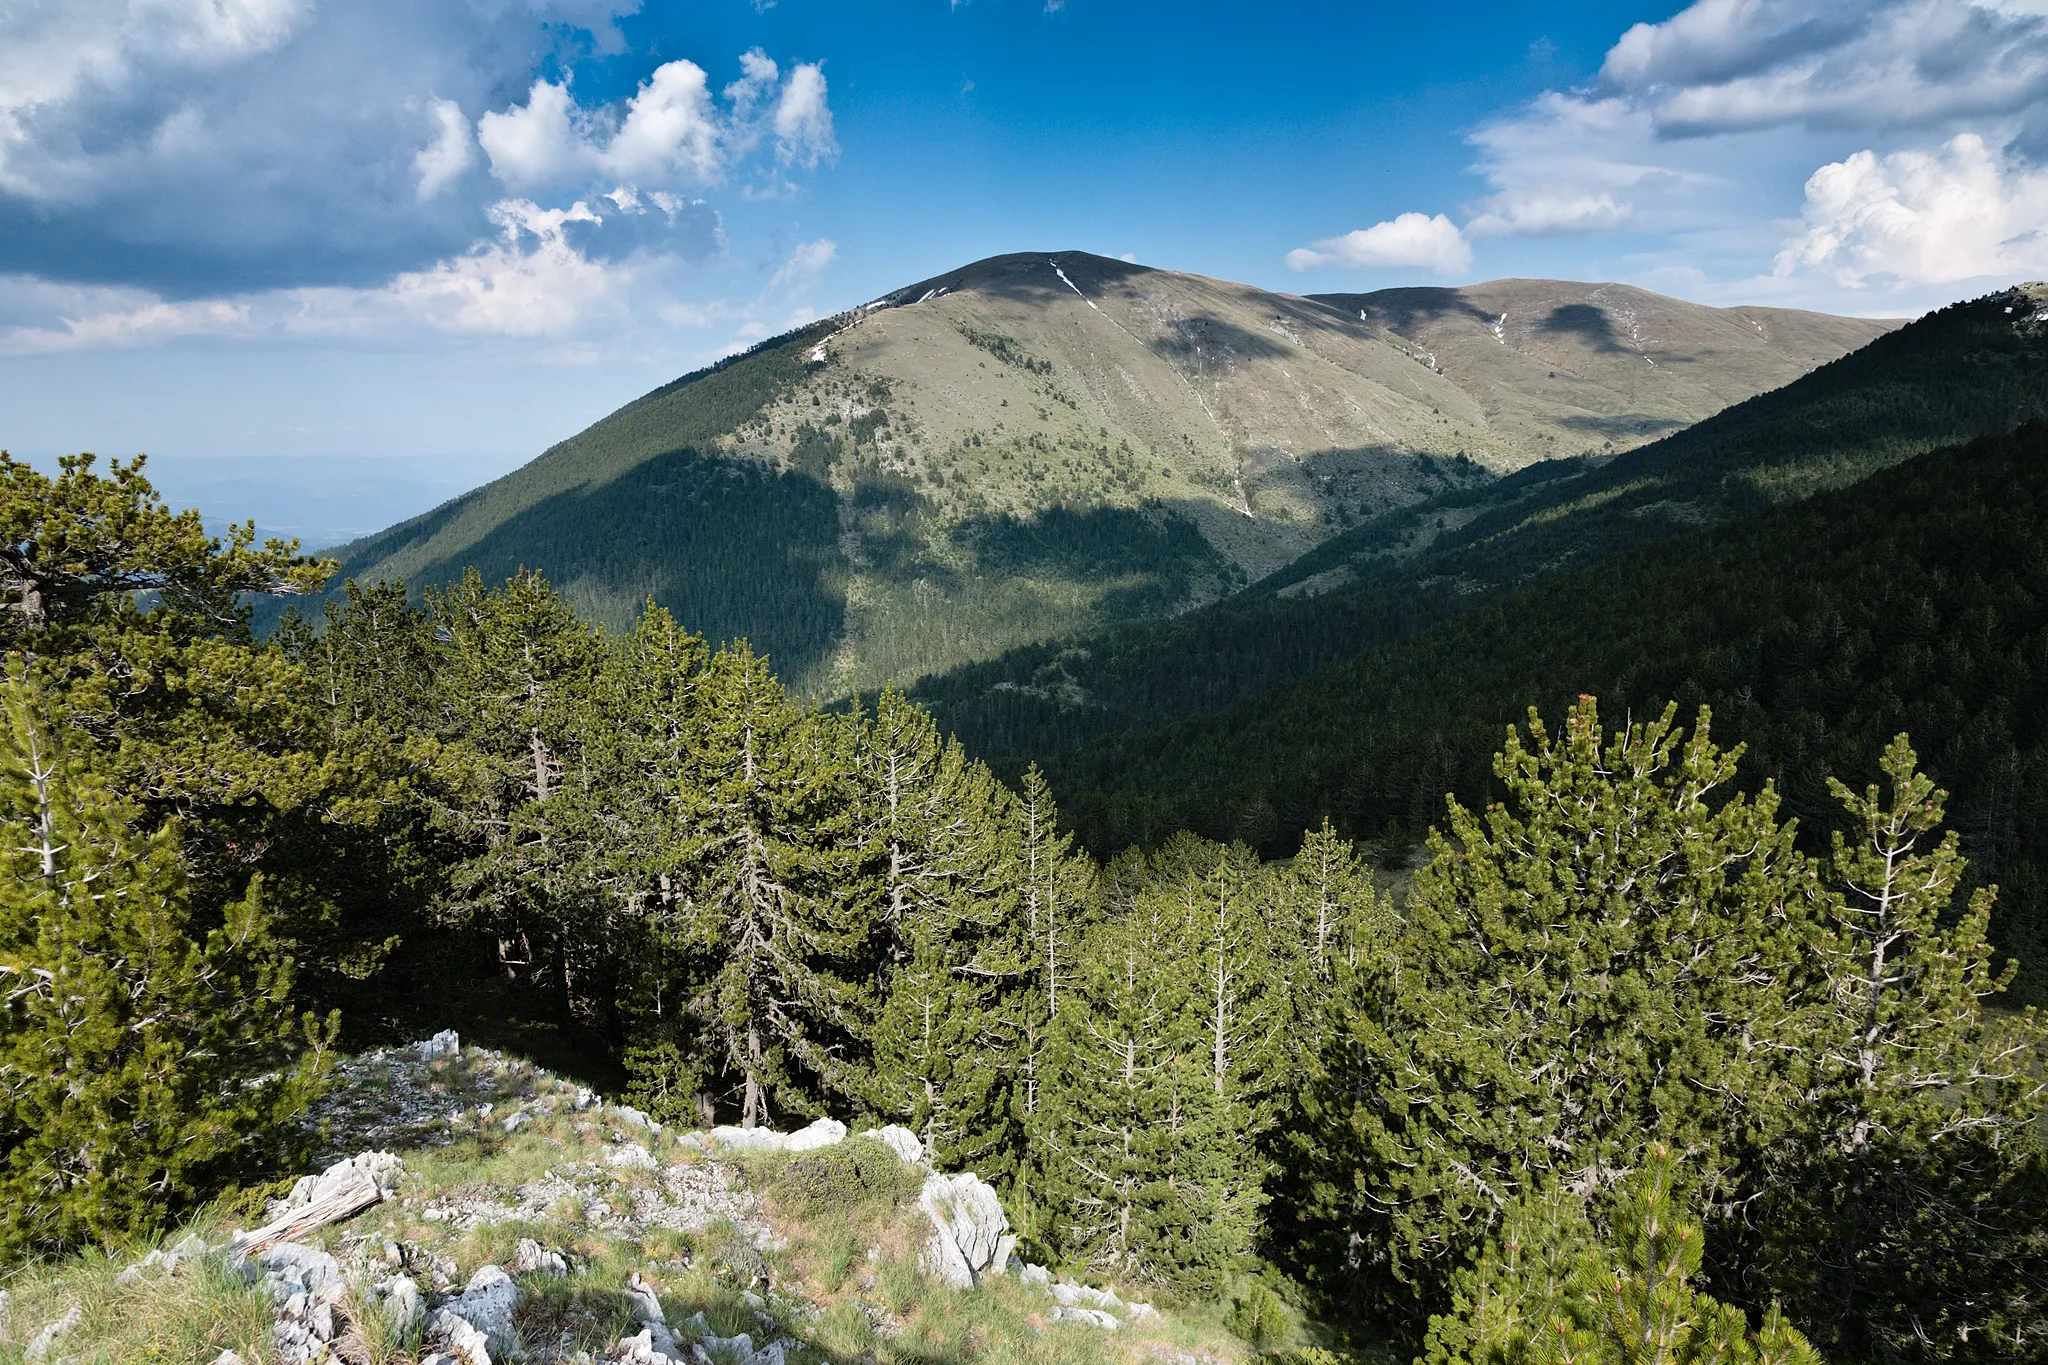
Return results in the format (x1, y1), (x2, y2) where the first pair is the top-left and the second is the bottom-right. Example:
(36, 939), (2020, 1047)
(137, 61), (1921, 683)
(1316, 278), (1895, 463)
(316, 253), (1890, 697)
(1039, 422), (2048, 999)
(909, 286), (2048, 761)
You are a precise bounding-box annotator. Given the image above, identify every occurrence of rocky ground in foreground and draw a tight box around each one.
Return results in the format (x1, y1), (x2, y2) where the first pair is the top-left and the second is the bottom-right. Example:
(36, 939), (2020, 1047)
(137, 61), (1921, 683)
(0, 1035), (1278, 1365)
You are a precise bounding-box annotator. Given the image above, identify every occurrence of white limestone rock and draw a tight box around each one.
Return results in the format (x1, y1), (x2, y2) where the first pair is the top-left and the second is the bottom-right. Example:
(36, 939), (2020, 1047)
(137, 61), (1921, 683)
(784, 1117), (848, 1151)
(510, 1237), (569, 1277)
(416, 1029), (461, 1060)
(606, 1141), (659, 1170)
(368, 1272), (424, 1333)
(432, 1265), (521, 1359)
(25, 1304), (81, 1362)
(709, 1125), (789, 1153)
(861, 1124), (924, 1165)
(425, 1309), (495, 1365)
(918, 1171), (1012, 1289)
(1051, 1305), (1120, 1330)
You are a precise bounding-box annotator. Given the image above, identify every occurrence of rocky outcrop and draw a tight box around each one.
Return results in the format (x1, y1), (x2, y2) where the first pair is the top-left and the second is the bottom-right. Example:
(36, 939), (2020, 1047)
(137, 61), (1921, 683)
(424, 1264), (522, 1363)
(918, 1172), (1016, 1289)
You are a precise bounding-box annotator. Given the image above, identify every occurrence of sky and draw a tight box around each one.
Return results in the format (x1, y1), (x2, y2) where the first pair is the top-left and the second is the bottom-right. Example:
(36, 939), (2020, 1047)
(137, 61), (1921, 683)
(6, 0), (2048, 475)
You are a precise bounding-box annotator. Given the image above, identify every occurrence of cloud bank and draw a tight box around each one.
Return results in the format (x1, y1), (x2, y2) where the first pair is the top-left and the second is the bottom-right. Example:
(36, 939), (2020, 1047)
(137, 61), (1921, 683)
(0, 1), (839, 357)
(1286, 0), (2048, 299)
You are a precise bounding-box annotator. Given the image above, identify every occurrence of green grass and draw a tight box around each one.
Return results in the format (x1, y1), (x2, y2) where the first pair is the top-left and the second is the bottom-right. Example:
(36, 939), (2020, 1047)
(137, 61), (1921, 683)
(0, 1042), (1319, 1365)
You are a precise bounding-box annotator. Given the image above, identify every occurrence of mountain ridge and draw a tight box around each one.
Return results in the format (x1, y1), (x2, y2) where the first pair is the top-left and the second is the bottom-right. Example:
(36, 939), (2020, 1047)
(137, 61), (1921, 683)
(309, 252), (1894, 698)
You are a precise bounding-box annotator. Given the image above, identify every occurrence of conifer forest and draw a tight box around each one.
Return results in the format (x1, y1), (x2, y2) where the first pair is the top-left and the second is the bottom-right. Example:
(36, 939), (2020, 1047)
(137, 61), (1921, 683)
(4, 428), (2045, 1365)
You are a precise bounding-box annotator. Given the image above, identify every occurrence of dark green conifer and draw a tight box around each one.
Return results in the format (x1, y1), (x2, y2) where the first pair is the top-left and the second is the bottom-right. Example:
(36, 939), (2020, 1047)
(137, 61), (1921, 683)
(0, 669), (333, 1256)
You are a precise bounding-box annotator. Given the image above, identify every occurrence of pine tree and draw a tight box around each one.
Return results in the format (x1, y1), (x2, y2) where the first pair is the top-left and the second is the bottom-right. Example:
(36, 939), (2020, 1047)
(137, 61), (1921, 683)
(870, 927), (998, 1162)
(1005, 764), (1095, 1233)
(858, 689), (1021, 1168)
(0, 668), (333, 1256)
(1305, 700), (1812, 1305)
(1039, 839), (1267, 1292)
(1422, 1147), (1823, 1365)
(643, 643), (875, 1126)
(427, 568), (606, 987)
(1750, 736), (2048, 1360)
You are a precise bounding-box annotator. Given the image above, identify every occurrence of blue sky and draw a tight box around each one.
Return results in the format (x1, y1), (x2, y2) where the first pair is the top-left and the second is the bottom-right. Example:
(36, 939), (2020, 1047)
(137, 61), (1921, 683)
(6, 0), (2048, 473)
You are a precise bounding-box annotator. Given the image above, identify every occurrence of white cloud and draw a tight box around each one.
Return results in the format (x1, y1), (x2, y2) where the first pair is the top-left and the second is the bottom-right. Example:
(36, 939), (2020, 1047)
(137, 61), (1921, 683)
(1406, 0), (2048, 306)
(772, 63), (837, 168)
(769, 238), (837, 287)
(1775, 132), (2048, 285)
(1286, 213), (1472, 274)
(608, 61), (723, 183)
(478, 57), (832, 193)
(0, 1), (835, 300)
(1599, 0), (2048, 137)
(478, 78), (600, 193)
(414, 98), (475, 200)
(1465, 190), (1634, 237)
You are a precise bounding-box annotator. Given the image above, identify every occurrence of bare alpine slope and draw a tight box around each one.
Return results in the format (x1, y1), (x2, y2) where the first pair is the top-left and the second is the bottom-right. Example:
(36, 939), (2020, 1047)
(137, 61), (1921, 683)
(318, 252), (1894, 698)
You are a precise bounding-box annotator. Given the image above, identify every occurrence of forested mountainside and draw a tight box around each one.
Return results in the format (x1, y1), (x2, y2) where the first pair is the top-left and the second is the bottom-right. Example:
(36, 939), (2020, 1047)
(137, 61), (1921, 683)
(1034, 419), (2048, 1002)
(309, 253), (1888, 699)
(13, 449), (2045, 1365)
(910, 286), (2048, 762)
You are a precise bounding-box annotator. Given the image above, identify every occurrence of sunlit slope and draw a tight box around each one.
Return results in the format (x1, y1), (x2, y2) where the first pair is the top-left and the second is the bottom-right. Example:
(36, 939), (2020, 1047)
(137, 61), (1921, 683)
(1319, 279), (1899, 462)
(909, 286), (2048, 767)
(320, 253), (1891, 698)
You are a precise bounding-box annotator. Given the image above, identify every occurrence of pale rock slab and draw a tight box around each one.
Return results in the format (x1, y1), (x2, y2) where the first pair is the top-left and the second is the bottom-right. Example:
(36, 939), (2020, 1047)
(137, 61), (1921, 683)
(784, 1117), (847, 1151)
(918, 1172), (1013, 1289)
(861, 1124), (925, 1164)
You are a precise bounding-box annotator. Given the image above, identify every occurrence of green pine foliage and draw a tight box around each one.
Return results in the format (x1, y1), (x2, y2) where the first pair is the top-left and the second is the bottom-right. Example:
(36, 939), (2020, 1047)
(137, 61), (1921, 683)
(1040, 419), (2048, 1006)
(0, 669), (333, 1257)
(8, 448), (2044, 1365)
(1422, 1147), (1823, 1365)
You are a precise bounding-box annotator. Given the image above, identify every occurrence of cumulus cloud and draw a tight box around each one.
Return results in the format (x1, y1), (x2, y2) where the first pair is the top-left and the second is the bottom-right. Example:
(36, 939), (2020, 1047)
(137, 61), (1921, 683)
(1396, 0), (2048, 303)
(1599, 0), (2048, 138)
(1286, 213), (1472, 274)
(414, 99), (475, 200)
(0, 191), (739, 356)
(1775, 132), (2048, 285)
(1465, 190), (1634, 237)
(772, 64), (837, 167)
(0, 1), (835, 296)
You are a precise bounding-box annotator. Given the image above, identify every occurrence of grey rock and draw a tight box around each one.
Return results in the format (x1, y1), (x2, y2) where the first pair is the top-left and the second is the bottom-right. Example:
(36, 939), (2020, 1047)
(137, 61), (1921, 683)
(784, 1117), (847, 1151)
(615, 1104), (660, 1131)
(501, 1110), (529, 1133)
(426, 1308), (495, 1365)
(416, 1029), (461, 1060)
(254, 1241), (345, 1304)
(709, 1125), (788, 1152)
(212, 1353), (248, 1365)
(918, 1171), (1012, 1289)
(25, 1304), (80, 1362)
(861, 1125), (924, 1165)
(1051, 1305), (1120, 1330)
(369, 1272), (423, 1333)
(435, 1265), (521, 1358)
(1051, 1282), (1123, 1312)
(509, 1237), (569, 1277)
(1019, 1263), (1051, 1286)
(607, 1141), (658, 1170)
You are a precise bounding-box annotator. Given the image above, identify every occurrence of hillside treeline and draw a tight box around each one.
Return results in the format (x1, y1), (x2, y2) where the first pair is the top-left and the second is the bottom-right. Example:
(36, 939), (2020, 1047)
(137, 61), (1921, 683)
(5, 452), (2045, 1363)
(1042, 422), (2048, 1008)
(913, 289), (2048, 768)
